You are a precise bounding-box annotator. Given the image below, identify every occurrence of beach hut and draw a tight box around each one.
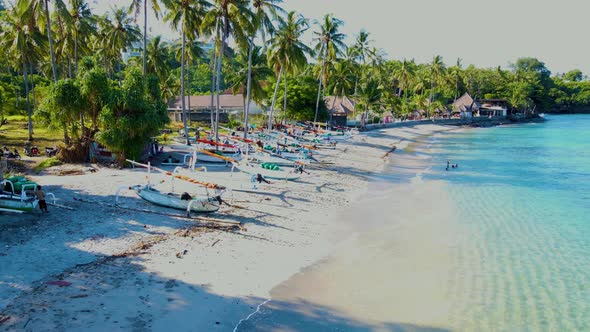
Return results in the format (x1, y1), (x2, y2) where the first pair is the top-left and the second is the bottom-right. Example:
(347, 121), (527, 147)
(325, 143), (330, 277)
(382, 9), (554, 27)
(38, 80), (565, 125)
(452, 93), (480, 118)
(324, 96), (356, 126)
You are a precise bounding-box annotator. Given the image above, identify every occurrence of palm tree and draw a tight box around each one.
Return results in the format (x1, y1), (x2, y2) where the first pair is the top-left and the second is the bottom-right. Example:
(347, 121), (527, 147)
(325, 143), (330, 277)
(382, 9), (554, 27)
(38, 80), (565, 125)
(448, 58), (463, 102)
(146, 35), (170, 80)
(0, 4), (46, 140)
(107, 8), (141, 82)
(68, 0), (96, 73)
(227, 45), (272, 120)
(428, 55), (446, 115)
(358, 77), (382, 128)
(93, 14), (116, 77)
(165, 0), (210, 145)
(246, 0), (284, 138)
(129, 0), (168, 76)
(328, 59), (355, 102)
(350, 30), (372, 97)
(394, 59), (416, 100)
(353, 30), (372, 65)
(22, 0), (68, 82)
(252, 0), (285, 51)
(266, 11), (311, 131)
(313, 14), (346, 126)
(174, 38), (205, 113)
(205, 0), (254, 142)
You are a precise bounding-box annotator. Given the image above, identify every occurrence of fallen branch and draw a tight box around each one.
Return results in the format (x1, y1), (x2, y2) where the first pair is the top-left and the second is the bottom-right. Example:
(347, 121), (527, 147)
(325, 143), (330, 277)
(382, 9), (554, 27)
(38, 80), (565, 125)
(381, 145), (397, 159)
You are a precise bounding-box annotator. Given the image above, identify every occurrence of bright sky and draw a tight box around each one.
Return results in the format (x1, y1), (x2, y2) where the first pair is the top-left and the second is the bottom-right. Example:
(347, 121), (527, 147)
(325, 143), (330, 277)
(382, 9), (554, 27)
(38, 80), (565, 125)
(86, 0), (589, 75)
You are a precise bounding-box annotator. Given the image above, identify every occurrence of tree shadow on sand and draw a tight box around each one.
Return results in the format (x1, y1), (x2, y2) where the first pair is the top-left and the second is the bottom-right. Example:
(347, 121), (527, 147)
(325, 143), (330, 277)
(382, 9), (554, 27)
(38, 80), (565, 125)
(0, 251), (451, 332)
(237, 298), (450, 332)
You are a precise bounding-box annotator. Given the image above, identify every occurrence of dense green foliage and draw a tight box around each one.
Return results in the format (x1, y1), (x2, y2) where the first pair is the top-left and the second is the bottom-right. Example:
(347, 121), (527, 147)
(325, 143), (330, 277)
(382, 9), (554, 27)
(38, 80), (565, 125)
(0, 0), (589, 161)
(97, 68), (169, 161)
(274, 74), (327, 121)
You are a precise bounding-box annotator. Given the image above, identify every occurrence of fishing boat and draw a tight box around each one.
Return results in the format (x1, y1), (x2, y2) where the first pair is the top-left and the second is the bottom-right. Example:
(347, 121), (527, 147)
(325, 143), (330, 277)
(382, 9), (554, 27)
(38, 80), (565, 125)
(233, 162), (301, 181)
(247, 152), (308, 167)
(131, 185), (220, 213)
(196, 149), (242, 163)
(1, 179), (39, 213)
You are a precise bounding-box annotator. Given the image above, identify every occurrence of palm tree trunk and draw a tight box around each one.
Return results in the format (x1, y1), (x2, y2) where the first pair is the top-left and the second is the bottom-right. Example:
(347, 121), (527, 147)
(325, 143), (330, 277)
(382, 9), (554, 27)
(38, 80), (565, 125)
(29, 62), (36, 112)
(80, 110), (85, 137)
(268, 65), (284, 132)
(22, 57), (33, 141)
(180, 23), (190, 145)
(209, 18), (219, 130)
(117, 61), (122, 86)
(283, 73), (287, 123)
(261, 28), (267, 53)
(74, 33), (79, 74)
(454, 77), (458, 102)
(143, 0), (148, 76)
(44, 0), (58, 82)
(68, 57), (73, 78)
(63, 123), (69, 144)
(244, 39), (253, 140)
(214, 24), (227, 144)
(209, 53), (217, 130)
(314, 48), (326, 127)
(187, 58), (191, 116)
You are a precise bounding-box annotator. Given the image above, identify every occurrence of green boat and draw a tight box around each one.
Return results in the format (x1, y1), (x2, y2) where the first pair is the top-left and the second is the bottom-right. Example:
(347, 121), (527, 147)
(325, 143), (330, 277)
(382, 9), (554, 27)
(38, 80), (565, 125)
(1, 179), (39, 213)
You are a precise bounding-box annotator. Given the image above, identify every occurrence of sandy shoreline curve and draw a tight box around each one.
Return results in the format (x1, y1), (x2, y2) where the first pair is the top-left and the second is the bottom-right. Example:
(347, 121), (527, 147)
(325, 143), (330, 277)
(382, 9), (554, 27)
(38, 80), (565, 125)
(0, 124), (455, 331)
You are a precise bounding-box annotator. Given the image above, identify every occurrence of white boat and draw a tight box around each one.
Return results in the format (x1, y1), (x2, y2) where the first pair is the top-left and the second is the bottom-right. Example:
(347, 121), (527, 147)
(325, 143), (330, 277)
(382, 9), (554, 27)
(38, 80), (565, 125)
(1, 180), (39, 213)
(276, 150), (312, 161)
(132, 185), (220, 213)
(232, 162), (301, 181)
(196, 150), (242, 163)
(318, 132), (352, 142)
(246, 152), (309, 166)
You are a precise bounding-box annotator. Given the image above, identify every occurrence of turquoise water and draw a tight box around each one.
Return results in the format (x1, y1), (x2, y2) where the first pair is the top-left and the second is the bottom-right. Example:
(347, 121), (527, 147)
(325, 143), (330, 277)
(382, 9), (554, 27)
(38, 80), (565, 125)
(238, 115), (590, 331)
(427, 115), (590, 331)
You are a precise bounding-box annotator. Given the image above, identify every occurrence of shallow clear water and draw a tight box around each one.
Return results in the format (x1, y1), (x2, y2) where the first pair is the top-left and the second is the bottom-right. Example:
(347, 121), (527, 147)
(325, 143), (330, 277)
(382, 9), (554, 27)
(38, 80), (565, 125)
(238, 115), (590, 331)
(426, 115), (590, 331)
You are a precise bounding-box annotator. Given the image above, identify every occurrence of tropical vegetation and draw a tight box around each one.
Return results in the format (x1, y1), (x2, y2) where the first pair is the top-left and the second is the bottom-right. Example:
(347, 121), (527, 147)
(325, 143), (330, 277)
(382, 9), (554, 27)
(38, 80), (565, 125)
(1, 0), (590, 163)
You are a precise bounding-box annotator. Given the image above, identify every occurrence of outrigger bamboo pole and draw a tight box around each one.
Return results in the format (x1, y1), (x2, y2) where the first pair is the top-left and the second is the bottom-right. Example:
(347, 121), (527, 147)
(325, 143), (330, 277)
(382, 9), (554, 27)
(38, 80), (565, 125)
(126, 160), (224, 190)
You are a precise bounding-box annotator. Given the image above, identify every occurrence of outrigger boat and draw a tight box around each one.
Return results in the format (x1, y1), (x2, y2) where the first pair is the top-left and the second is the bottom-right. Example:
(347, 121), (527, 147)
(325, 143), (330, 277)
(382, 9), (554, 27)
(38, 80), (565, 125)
(197, 149), (302, 181)
(125, 160), (226, 214)
(1, 179), (39, 213)
(232, 162), (301, 181)
(130, 184), (220, 213)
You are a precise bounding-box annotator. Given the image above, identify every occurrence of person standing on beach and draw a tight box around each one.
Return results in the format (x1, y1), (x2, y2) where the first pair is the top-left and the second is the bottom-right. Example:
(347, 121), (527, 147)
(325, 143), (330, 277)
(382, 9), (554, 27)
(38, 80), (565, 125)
(36, 185), (48, 213)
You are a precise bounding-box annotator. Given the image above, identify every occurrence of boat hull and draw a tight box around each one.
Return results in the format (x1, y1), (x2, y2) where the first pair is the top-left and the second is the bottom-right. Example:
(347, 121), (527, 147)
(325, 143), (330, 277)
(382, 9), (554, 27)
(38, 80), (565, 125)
(196, 151), (242, 163)
(134, 186), (220, 213)
(0, 194), (38, 212)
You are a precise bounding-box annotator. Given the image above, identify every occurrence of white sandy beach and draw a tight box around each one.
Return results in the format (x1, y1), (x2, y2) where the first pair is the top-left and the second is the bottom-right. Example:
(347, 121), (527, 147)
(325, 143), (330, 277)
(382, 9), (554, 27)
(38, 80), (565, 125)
(0, 124), (455, 331)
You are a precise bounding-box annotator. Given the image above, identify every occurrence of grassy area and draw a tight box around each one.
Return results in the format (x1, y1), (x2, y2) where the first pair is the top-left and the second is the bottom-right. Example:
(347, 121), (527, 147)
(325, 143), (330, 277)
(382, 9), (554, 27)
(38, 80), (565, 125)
(0, 116), (63, 153)
(33, 157), (62, 172)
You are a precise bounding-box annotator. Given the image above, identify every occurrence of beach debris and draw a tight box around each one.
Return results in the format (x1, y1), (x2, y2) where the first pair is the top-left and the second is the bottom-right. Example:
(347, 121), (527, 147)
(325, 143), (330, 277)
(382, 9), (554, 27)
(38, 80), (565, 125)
(46, 280), (71, 287)
(70, 294), (89, 299)
(382, 145), (397, 159)
(0, 315), (9, 324)
(175, 249), (189, 258)
(211, 239), (221, 247)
